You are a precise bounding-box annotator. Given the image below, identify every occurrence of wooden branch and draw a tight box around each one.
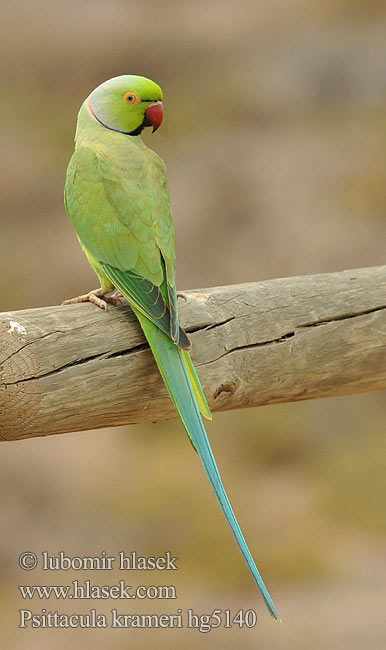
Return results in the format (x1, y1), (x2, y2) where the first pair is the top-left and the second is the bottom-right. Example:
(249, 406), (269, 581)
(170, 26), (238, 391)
(1, 265), (386, 442)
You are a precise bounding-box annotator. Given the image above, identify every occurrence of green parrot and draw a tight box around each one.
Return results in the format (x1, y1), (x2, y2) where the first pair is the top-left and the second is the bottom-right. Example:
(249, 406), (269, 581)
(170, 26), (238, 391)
(64, 75), (280, 620)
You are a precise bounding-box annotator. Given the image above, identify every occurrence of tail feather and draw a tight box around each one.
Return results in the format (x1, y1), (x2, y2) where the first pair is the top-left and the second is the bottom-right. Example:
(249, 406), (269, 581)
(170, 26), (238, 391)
(181, 349), (212, 421)
(134, 307), (280, 621)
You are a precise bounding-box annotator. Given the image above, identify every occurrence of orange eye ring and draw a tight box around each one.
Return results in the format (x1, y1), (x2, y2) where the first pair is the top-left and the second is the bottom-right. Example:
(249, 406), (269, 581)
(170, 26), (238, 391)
(124, 92), (139, 104)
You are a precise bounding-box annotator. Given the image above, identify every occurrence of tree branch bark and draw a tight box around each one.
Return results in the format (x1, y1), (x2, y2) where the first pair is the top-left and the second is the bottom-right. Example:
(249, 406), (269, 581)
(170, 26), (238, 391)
(1, 265), (386, 442)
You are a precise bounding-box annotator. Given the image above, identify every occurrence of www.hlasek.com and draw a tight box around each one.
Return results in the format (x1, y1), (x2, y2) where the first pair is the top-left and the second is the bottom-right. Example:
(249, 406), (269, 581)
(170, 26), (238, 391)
(17, 551), (258, 631)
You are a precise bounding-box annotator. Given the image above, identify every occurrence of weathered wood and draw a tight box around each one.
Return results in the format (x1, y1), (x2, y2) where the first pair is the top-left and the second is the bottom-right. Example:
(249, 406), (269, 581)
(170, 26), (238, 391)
(1, 265), (386, 442)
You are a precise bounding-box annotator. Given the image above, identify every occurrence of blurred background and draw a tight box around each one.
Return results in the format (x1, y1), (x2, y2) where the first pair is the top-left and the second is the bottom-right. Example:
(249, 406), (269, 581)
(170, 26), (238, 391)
(1, 0), (386, 647)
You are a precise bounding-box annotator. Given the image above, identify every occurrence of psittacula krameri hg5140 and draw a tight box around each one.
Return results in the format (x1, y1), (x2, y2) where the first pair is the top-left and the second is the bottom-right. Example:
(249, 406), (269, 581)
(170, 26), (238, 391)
(64, 75), (280, 620)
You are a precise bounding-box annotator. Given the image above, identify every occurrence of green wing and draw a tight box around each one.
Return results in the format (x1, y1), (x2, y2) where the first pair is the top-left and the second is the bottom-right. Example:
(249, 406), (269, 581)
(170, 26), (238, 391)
(65, 144), (190, 348)
(101, 262), (190, 348)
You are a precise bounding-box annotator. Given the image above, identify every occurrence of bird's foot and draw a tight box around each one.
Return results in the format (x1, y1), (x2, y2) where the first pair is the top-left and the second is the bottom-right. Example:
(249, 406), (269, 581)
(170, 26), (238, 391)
(107, 289), (124, 304)
(62, 288), (123, 310)
(177, 291), (189, 301)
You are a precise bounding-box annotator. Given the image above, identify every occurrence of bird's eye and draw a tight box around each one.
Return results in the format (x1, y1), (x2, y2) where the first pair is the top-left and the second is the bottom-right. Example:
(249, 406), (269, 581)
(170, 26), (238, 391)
(124, 92), (138, 104)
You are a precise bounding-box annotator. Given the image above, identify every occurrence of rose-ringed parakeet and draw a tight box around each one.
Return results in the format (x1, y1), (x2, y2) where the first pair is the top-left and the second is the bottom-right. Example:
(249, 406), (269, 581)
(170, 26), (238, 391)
(64, 75), (280, 620)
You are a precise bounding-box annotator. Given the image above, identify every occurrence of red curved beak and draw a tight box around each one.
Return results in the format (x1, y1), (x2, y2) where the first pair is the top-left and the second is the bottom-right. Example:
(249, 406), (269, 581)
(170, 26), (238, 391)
(145, 101), (163, 132)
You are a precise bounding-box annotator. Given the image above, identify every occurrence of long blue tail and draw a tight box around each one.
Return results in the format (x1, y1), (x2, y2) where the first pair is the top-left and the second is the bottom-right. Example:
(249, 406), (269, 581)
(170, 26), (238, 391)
(135, 309), (280, 620)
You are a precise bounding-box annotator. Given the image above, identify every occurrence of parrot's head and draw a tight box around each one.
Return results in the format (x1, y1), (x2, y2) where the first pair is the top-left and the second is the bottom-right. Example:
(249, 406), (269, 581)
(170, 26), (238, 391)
(86, 75), (163, 136)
